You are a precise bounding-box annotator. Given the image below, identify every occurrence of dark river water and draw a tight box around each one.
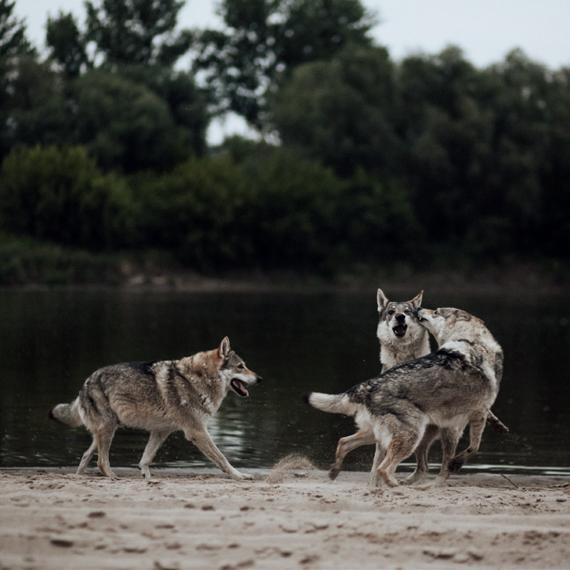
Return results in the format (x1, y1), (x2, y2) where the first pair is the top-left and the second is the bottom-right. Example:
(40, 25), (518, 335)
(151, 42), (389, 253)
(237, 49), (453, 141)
(1, 288), (569, 475)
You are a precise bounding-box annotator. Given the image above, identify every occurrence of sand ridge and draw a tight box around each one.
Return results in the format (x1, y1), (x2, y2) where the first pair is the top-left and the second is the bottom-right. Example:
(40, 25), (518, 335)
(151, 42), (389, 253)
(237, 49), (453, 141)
(0, 468), (569, 569)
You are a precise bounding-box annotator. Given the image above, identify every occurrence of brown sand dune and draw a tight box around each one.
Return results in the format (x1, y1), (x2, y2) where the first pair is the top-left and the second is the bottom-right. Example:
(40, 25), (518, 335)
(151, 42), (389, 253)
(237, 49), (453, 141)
(0, 467), (569, 570)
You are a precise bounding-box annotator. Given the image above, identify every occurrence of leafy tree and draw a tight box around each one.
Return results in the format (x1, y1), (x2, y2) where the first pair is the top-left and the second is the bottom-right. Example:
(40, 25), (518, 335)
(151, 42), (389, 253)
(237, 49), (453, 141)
(336, 170), (421, 264)
(0, 146), (134, 249)
(193, 0), (374, 129)
(238, 147), (346, 268)
(271, 45), (400, 177)
(0, 0), (35, 157)
(540, 66), (570, 257)
(71, 70), (192, 172)
(0, 0), (33, 61)
(4, 57), (70, 149)
(121, 65), (209, 157)
(396, 47), (498, 245)
(85, 0), (193, 67)
(46, 11), (88, 77)
(134, 155), (251, 268)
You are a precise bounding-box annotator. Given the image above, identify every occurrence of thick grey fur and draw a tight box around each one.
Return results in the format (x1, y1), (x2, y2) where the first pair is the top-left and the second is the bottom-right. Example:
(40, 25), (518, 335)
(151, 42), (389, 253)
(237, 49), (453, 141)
(50, 337), (260, 480)
(309, 307), (503, 488)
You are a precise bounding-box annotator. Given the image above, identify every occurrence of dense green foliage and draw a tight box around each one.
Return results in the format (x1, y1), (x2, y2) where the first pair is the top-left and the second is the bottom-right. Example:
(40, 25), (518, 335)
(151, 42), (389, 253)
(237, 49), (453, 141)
(0, 146), (134, 249)
(0, 0), (568, 281)
(193, 0), (374, 127)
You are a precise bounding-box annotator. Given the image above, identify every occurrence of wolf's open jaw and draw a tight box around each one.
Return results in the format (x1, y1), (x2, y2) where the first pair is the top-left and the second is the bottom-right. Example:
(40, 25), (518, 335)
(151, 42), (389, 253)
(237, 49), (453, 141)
(392, 324), (407, 338)
(230, 379), (249, 397)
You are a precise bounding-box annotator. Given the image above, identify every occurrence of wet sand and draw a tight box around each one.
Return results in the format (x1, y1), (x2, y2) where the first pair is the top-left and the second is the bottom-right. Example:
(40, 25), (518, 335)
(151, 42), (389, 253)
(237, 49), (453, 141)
(0, 468), (569, 570)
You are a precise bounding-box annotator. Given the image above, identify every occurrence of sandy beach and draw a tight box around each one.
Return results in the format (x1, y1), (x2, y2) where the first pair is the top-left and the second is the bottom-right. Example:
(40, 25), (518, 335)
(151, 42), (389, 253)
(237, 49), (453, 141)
(1, 467), (569, 570)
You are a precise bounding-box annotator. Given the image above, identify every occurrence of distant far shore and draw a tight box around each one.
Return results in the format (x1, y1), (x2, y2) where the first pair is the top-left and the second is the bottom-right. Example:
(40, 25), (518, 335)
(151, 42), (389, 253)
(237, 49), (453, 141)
(4, 263), (568, 295)
(0, 468), (569, 569)
(1, 235), (567, 292)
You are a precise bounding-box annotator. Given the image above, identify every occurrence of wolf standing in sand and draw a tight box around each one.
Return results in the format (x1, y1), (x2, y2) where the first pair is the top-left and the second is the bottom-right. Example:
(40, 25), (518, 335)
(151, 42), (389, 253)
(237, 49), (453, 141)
(374, 289), (507, 484)
(50, 337), (261, 480)
(308, 307), (503, 487)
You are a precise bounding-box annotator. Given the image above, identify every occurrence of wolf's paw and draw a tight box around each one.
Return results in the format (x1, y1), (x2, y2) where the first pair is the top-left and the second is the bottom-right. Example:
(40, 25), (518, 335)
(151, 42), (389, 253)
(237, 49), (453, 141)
(367, 475), (380, 489)
(328, 466), (340, 481)
(232, 471), (253, 481)
(448, 457), (465, 473)
(404, 471), (427, 485)
(139, 465), (152, 480)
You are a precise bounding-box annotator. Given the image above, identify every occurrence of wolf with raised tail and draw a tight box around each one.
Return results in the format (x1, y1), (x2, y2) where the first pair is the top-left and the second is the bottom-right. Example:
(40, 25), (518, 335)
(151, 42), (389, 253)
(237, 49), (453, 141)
(50, 337), (261, 480)
(308, 307), (503, 487)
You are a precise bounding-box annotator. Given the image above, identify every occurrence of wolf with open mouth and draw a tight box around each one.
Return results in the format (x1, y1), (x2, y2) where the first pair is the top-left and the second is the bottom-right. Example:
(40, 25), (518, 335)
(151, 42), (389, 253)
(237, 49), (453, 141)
(376, 289), (428, 372)
(49, 337), (261, 480)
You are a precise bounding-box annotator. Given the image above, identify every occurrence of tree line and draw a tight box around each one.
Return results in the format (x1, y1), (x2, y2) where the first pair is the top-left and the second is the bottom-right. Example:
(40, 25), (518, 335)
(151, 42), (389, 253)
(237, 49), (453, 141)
(0, 0), (568, 281)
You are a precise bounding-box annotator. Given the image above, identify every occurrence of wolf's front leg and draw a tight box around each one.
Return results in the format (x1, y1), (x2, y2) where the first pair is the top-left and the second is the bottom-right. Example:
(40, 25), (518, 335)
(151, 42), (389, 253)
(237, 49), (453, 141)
(139, 430), (172, 479)
(188, 429), (252, 480)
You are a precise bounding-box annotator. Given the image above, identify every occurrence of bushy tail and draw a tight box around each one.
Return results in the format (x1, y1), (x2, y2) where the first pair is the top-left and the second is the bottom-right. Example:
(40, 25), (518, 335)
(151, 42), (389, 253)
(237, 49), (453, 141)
(305, 392), (357, 416)
(49, 398), (82, 427)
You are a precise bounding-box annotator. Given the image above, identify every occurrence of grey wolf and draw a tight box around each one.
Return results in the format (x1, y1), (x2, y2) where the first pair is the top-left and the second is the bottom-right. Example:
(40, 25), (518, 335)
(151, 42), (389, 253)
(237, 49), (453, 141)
(376, 289), (429, 372)
(308, 307), (503, 487)
(50, 337), (261, 480)
(324, 288), (436, 485)
(375, 289), (435, 483)
(376, 289), (507, 483)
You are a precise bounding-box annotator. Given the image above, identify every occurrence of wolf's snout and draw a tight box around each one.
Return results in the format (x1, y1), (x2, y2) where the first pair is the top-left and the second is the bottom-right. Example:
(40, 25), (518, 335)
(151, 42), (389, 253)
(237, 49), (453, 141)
(392, 314), (408, 338)
(416, 308), (429, 322)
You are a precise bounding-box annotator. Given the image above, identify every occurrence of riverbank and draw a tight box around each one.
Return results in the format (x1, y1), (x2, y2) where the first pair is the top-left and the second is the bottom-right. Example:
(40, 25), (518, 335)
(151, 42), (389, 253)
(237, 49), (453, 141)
(1, 467), (568, 570)
(1, 235), (568, 292)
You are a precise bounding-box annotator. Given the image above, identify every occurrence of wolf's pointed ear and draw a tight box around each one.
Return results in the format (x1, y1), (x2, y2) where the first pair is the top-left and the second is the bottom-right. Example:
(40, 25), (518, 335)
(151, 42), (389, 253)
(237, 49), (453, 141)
(218, 336), (231, 358)
(409, 290), (424, 309)
(377, 288), (388, 312)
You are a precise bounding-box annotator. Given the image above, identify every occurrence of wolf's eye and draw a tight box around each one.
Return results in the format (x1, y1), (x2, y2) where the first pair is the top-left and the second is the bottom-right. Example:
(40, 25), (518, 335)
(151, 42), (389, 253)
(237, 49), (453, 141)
(238, 363), (245, 369)
(404, 309), (411, 315)
(387, 309), (395, 316)
(434, 310), (439, 315)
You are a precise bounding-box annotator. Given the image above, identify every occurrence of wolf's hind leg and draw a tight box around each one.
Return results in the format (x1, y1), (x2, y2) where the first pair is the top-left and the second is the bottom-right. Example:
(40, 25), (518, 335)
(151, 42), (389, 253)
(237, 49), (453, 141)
(368, 443), (385, 487)
(405, 424), (439, 484)
(431, 427), (462, 487)
(76, 439), (97, 474)
(449, 412), (486, 472)
(375, 427), (419, 487)
(95, 424), (118, 478)
(139, 430), (171, 479)
(188, 428), (251, 480)
(329, 429), (374, 481)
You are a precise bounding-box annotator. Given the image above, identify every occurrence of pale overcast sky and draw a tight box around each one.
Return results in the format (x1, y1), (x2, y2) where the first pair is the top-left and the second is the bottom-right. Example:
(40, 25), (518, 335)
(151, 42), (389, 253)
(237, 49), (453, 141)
(14, 0), (570, 143)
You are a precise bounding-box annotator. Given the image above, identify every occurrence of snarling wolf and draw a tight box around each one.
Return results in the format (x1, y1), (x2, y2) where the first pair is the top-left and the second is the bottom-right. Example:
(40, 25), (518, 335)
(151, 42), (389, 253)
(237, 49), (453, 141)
(376, 289), (507, 484)
(376, 289), (429, 372)
(308, 308), (503, 487)
(50, 337), (261, 480)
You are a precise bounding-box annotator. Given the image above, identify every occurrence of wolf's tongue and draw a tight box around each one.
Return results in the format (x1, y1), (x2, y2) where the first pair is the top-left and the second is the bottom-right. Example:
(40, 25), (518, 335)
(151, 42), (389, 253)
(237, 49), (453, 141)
(231, 379), (249, 397)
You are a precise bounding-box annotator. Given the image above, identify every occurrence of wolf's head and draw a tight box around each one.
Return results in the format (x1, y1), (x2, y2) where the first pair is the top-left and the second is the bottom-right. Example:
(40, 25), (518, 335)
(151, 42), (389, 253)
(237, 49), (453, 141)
(213, 336), (261, 398)
(376, 289), (424, 345)
(416, 307), (477, 344)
